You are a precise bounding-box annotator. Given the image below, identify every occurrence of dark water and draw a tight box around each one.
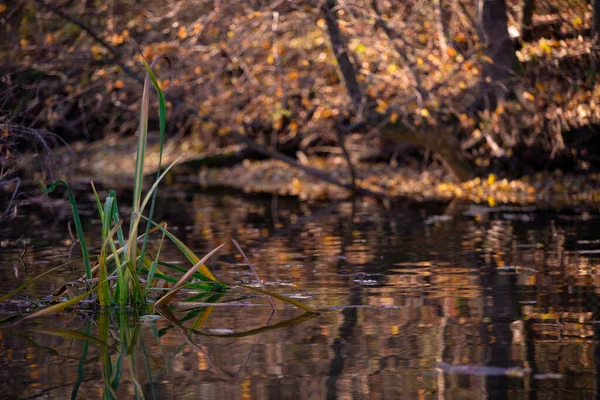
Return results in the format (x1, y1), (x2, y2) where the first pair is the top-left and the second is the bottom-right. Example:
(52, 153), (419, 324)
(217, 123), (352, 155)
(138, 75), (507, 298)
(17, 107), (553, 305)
(2, 186), (600, 399)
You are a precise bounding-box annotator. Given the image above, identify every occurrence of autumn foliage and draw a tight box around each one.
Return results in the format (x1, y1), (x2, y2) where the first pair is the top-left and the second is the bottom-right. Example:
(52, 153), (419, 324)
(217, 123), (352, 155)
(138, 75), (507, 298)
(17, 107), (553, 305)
(1, 0), (599, 183)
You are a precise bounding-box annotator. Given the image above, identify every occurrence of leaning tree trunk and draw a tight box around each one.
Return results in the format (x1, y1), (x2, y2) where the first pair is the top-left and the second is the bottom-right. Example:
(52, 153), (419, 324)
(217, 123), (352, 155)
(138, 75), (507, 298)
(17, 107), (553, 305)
(321, 0), (363, 110)
(479, 0), (519, 100)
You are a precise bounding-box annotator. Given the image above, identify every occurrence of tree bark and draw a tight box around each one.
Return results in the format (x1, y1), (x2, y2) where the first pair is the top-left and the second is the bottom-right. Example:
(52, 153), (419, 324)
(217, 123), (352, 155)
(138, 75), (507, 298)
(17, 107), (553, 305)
(321, 0), (363, 110)
(479, 0), (519, 99)
(593, 0), (600, 41)
(520, 0), (534, 41)
(323, 0), (475, 182)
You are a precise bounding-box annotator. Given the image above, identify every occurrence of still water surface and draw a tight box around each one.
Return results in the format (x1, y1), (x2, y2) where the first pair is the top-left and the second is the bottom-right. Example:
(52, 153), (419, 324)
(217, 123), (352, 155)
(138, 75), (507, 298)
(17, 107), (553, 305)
(1, 187), (600, 399)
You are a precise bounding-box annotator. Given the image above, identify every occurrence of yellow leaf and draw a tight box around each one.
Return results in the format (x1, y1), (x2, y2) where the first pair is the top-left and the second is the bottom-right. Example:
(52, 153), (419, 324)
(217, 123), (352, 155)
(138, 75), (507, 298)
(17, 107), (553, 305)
(481, 55), (494, 64)
(375, 100), (388, 113)
(419, 108), (429, 117)
(487, 174), (496, 185)
(218, 127), (231, 135)
(288, 71), (298, 80)
(321, 109), (333, 118)
(114, 80), (124, 89)
(454, 32), (467, 43)
(446, 47), (457, 57)
(177, 26), (188, 39)
(0, 4), (6, 13)
(523, 91), (535, 102)
(289, 121), (298, 132)
(390, 112), (398, 123)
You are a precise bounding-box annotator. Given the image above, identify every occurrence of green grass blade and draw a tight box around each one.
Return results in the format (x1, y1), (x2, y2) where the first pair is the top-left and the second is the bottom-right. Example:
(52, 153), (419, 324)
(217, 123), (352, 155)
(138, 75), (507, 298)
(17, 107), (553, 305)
(91, 181), (104, 219)
(155, 242), (226, 306)
(22, 259), (129, 321)
(137, 56), (171, 275)
(139, 155), (183, 214)
(145, 230), (166, 296)
(140, 216), (219, 282)
(156, 261), (219, 283)
(22, 289), (93, 321)
(40, 180), (92, 279)
(109, 190), (125, 247)
(191, 306), (213, 330)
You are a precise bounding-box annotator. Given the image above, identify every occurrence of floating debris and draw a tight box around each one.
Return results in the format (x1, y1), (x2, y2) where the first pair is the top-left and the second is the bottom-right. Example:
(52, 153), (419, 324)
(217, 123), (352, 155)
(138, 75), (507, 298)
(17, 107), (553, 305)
(436, 362), (532, 378)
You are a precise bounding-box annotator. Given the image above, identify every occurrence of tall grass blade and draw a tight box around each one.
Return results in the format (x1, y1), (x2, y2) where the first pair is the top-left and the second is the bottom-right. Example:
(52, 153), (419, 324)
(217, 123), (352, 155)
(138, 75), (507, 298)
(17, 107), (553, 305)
(155, 242), (226, 306)
(22, 259), (129, 320)
(137, 56), (172, 274)
(191, 306), (213, 330)
(40, 180), (92, 279)
(22, 289), (93, 321)
(139, 155), (183, 214)
(98, 196), (117, 306)
(145, 230), (167, 296)
(140, 216), (219, 282)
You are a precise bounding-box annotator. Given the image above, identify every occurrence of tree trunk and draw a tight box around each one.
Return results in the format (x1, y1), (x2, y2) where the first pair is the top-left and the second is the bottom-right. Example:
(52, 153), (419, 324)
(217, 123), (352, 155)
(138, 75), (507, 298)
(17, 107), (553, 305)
(520, 0), (534, 41)
(321, 0), (363, 110)
(479, 0), (519, 99)
(593, 0), (600, 41)
(323, 0), (475, 182)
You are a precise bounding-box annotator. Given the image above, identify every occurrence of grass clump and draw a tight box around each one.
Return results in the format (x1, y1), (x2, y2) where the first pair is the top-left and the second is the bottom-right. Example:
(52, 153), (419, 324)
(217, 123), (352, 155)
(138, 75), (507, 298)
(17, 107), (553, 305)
(0, 57), (317, 318)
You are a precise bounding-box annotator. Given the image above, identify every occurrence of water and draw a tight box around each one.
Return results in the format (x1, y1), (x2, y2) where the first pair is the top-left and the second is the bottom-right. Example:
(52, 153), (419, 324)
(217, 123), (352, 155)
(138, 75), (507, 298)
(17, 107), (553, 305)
(2, 187), (600, 399)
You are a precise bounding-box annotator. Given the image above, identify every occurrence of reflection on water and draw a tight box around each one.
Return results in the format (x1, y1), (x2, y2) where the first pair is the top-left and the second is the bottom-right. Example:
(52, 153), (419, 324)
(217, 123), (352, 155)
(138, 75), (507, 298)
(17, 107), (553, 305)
(2, 188), (600, 399)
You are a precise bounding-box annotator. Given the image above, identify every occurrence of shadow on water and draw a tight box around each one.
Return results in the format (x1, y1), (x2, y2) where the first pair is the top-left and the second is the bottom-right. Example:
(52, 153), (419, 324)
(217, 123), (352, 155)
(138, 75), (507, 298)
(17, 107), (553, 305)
(3, 187), (600, 398)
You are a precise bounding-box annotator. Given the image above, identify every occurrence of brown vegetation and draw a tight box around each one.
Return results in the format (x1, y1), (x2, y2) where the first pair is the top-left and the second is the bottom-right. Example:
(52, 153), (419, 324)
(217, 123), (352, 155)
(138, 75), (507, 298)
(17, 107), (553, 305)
(1, 0), (600, 197)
